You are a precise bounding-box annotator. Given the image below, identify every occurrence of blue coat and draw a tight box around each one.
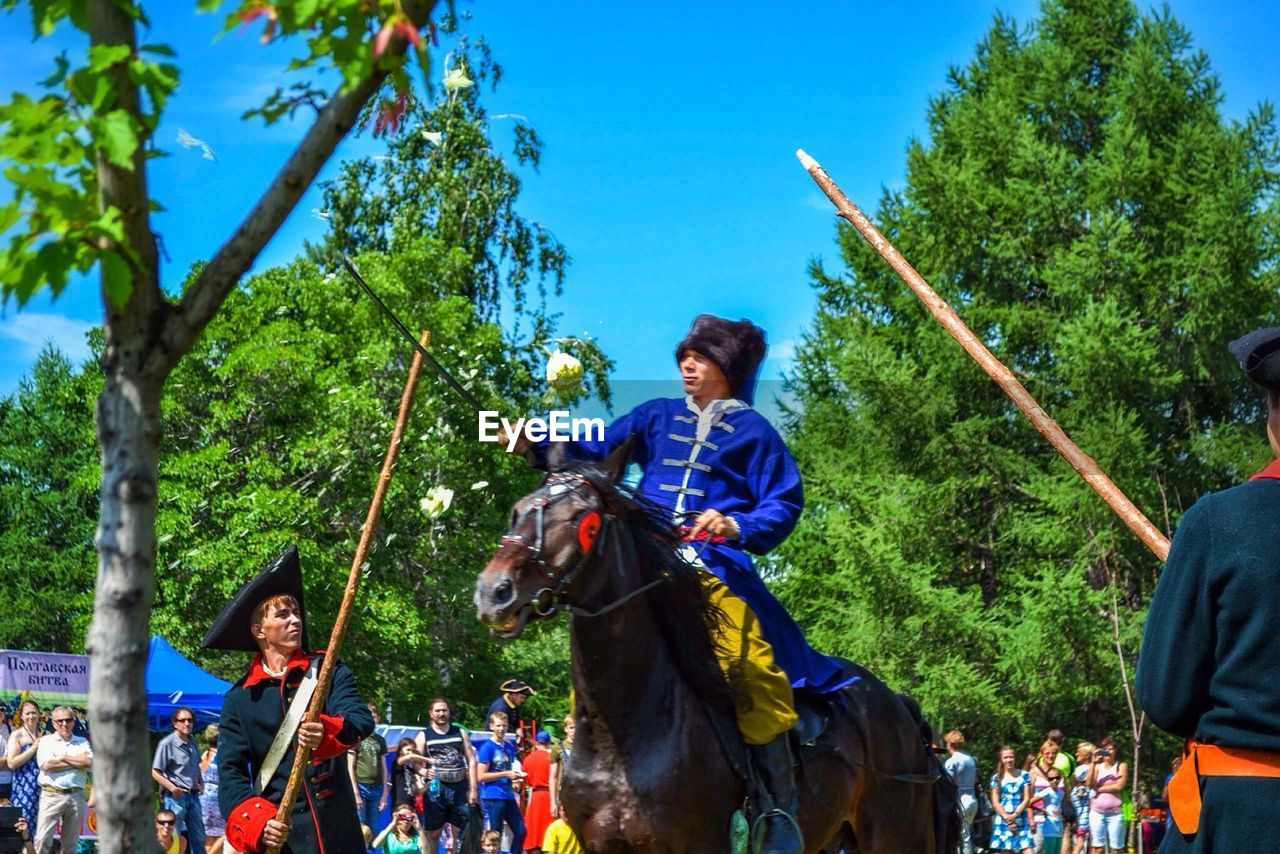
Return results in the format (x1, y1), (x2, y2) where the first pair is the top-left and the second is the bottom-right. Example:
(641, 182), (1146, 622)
(536, 396), (850, 693)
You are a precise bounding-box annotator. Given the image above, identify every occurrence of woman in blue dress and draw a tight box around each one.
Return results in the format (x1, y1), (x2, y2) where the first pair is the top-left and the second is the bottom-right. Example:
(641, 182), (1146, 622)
(988, 745), (1034, 852)
(200, 724), (225, 852)
(4, 701), (42, 831)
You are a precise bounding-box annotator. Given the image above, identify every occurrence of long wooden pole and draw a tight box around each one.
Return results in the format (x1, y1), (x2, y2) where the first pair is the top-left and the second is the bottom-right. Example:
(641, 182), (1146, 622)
(796, 149), (1171, 562)
(268, 330), (431, 852)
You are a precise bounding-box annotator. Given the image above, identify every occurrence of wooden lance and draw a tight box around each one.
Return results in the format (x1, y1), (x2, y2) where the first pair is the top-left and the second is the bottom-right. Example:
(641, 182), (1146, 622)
(267, 330), (432, 852)
(795, 149), (1171, 562)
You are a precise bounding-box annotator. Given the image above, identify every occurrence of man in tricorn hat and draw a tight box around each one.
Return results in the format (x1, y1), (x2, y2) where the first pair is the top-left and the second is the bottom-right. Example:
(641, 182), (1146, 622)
(487, 679), (535, 739)
(203, 546), (374, 853)
(1137, 327), (1280, 852)
(501, 314), (854, 852)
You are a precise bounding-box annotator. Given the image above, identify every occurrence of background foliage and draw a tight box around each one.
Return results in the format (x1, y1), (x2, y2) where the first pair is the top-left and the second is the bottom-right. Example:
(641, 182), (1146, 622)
(0, 40), (603, 730)
(3, 0), (1279, 792)
(777, 0), (1280, 785)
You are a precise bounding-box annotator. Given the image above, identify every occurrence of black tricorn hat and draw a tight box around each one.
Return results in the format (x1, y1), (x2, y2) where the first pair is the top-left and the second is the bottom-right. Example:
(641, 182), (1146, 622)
(500, 679), (536, 696)
(201, 546), (309, 652)
(1229, 327), (1280, 392)
(674, 315), (768, 404)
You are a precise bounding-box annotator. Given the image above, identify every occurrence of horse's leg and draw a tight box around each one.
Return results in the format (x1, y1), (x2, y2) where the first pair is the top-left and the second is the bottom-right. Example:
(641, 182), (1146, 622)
(815, 823), (858, 854)
(850, 782), (940, 854)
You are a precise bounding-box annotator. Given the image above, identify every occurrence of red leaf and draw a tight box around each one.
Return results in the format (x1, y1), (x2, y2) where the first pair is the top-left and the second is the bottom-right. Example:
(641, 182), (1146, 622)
(395, 20), (423, 50)
(373, 19), (395, 58)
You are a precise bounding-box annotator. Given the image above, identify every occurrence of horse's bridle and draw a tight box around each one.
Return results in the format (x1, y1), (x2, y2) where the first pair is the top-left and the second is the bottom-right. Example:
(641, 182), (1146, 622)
(498, 471), (667, 619)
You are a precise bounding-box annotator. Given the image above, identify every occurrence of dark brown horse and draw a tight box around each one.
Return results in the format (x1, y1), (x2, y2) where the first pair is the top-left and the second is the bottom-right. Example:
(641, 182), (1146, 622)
(475, 443), (959, 853)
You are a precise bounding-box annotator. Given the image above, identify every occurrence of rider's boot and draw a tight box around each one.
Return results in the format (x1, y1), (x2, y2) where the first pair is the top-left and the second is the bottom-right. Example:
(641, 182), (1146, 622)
(748, 734), (804, 854)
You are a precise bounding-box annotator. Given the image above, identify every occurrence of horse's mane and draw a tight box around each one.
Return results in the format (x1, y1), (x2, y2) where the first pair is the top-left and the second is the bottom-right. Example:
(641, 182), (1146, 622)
(568, 460), (738, 714)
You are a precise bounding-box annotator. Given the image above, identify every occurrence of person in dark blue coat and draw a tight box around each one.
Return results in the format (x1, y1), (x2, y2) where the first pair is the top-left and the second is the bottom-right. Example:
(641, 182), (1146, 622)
(202, 547), (374, 854)
(1136, 327), (1280, 853)
(505, 315), (853, 853)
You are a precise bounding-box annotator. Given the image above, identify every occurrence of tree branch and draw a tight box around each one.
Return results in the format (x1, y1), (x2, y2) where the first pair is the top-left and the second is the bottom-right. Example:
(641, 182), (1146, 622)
(160, 0), (440, 374)
(89, 0), (166, 372)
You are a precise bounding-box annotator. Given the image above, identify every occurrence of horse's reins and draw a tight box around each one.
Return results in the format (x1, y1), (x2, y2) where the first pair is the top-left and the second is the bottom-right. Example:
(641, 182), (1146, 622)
(499, 471), (669, 619)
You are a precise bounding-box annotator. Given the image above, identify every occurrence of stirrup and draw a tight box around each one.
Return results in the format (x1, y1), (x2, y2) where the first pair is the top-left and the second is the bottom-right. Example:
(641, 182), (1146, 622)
(748, 807), (804, 854)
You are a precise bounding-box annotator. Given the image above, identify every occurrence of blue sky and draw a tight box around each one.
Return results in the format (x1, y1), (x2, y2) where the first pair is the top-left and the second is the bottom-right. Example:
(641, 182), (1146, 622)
(2, 1), (1278, 406)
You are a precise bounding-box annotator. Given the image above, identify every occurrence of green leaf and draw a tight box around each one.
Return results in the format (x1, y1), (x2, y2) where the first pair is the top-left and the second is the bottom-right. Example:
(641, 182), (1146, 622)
(0, 202), (20, 234)
(293, 0), (320, 21)
(140, 43), (177, 57)
(41, 53), (70, 88)
(88, 44), (131, 72)
(100, 248), (132, 308)
(68, 0), (89, 31)
(96, 109), (138, 170)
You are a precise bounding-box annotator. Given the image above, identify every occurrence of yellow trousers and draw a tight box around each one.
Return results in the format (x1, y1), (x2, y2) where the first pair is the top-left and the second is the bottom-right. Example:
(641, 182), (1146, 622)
(701, 570), (798, 745)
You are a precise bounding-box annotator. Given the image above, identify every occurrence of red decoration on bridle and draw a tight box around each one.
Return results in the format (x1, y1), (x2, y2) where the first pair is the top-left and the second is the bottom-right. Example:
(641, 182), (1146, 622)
(577, 510), (602, 553)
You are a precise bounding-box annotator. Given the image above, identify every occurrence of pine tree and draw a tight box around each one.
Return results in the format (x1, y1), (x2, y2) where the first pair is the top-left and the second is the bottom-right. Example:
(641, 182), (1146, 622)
(778, 0), (1280, 769)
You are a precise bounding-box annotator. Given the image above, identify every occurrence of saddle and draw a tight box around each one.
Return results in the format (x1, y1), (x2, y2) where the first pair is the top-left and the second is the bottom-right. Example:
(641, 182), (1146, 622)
(791, 691), (830, 748)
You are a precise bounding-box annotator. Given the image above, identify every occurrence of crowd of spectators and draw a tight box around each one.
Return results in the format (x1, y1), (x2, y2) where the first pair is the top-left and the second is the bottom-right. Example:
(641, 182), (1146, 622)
(944, 727), (1158, 854)
(1, 700), (93, 854)
(17, 683), (1160, 854)
(357, 680), (581, 854)
(0, 675), (577, 854)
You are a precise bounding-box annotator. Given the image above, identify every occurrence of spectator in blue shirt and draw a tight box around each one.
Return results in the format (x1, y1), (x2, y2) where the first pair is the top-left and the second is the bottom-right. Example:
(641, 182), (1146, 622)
(945, 730), (979, 854)
(475, 712), (525, 851)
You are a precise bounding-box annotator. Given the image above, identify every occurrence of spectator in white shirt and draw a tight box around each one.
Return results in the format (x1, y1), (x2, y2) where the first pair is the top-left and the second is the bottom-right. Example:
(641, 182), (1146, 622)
(34, 706), (91, 854)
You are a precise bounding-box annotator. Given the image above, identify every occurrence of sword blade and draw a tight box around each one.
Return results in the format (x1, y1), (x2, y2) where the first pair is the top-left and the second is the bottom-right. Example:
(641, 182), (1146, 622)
(340, 253), (487, 413)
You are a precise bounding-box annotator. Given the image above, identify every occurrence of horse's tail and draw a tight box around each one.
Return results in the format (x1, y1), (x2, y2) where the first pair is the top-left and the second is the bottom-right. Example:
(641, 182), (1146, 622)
(896, 693), (962, 854)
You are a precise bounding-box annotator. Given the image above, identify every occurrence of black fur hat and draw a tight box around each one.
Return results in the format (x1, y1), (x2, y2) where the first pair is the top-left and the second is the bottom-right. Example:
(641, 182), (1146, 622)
(674, 315), (768, 404)
(201, 546), (310, 652)
(1229, 327), (1280, 392)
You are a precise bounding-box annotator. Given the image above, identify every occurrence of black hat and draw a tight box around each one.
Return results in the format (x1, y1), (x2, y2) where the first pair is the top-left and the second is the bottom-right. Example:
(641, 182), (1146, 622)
(500, 679), (535, 696)
(674, 315), (768, 404)
(201, 546), (309, 652)
(1229, 327), (1280, 392)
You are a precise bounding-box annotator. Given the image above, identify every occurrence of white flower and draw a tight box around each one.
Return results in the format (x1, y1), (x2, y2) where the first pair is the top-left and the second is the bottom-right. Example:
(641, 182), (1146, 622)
(470, 481), (489, 491)
(443, 66), (473, 90)
(420, 486), (454, 519)
(422, 130), (443, 145)
(546, 350), (584, 394)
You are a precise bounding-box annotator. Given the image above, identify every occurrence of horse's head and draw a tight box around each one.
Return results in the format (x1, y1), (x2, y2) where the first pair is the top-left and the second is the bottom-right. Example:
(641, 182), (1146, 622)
(475, 439), (633, 638)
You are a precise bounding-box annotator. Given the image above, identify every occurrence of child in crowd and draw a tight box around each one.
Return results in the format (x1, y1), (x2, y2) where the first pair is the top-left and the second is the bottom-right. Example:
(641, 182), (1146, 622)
(480, 829), (502, 854)
(1036, 769), (1066, 854)
(1070, 743), (1096, 854)
(541, 805), (582, 854)
(370, 806), (430, 853)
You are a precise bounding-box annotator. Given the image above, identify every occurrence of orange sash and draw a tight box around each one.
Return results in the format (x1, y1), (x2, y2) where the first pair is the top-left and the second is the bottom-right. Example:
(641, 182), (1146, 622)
(1169, 740), (1280, 834)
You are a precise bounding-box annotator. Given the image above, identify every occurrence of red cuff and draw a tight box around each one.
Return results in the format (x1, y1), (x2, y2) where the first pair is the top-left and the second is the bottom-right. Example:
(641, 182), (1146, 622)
(225, 796), (275, 853)
(310, 713), (352, 761)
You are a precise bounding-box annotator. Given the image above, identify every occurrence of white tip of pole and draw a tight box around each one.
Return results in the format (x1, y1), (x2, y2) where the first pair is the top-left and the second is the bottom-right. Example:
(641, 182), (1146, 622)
(795, 149), (819, 171)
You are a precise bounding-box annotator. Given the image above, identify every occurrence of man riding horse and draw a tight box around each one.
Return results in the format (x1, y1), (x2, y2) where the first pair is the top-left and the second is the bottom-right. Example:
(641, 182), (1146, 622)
(499, 314), (853, 853)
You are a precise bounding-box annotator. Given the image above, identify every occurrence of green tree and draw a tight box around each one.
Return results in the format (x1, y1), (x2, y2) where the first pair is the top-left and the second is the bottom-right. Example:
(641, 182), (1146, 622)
(0, 346), (100, 651)
(0, 0), (443, 846)
(0, 36), (606, 738)
(778, 0), (1279, 784)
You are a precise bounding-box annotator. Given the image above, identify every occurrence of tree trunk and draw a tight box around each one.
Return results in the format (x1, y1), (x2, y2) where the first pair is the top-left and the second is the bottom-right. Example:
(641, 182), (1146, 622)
(75, 2), (437, 848)
(87, 349), (165, 853)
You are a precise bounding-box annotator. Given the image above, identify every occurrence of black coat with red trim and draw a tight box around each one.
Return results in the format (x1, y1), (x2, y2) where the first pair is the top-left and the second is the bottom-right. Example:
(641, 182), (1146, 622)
(217, 649), (373, 853)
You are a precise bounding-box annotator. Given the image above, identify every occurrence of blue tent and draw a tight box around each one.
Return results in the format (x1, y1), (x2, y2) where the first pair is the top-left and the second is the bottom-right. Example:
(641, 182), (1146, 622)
(145, 635), (232, 731)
